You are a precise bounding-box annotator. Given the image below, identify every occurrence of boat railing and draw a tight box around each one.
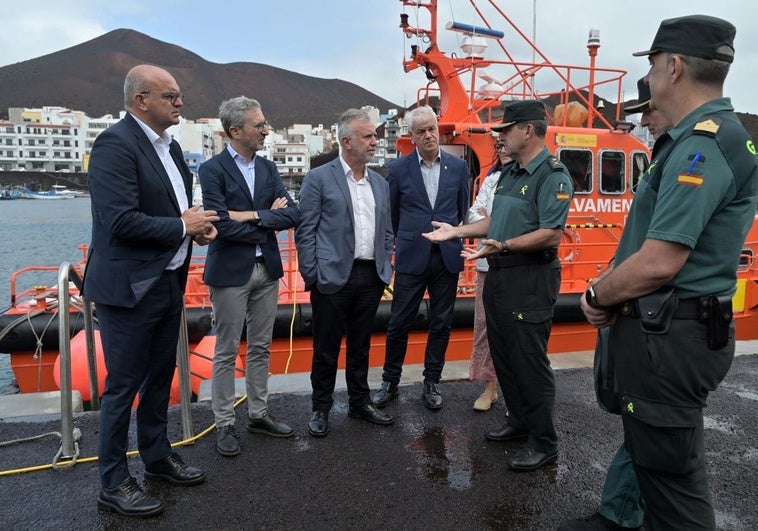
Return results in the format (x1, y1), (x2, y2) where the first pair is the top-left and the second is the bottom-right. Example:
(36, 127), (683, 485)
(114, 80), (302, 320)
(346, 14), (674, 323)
(55, 262), (92, 466)
(54, 260), (197, 467)
(401, 0), (628, 129)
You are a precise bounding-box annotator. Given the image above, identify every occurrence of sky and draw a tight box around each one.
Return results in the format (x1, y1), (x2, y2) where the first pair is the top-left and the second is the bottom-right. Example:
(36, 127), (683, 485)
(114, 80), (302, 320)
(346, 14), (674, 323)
(1, 0), (757, 115)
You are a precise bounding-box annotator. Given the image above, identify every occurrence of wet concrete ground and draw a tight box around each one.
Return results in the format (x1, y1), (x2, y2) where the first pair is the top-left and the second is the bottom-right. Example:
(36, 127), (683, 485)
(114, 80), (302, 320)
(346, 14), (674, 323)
(0, 354), (756, 531)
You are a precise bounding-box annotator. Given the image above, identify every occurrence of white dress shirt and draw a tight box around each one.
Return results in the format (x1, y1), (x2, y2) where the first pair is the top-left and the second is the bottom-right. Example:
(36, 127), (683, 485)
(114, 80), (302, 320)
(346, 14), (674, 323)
(130, 113), (189, 270)
(340, 156), (376, 260)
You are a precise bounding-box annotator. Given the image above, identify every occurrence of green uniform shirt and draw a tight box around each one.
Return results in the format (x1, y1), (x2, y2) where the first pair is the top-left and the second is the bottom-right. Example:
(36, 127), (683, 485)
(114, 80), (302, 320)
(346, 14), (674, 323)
(615, 98), (758, 298)
(487, 147), (573, 242)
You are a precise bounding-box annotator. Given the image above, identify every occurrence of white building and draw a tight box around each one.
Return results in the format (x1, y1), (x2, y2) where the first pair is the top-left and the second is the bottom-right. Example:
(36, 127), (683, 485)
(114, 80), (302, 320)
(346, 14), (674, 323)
(2, 104), (398, 174)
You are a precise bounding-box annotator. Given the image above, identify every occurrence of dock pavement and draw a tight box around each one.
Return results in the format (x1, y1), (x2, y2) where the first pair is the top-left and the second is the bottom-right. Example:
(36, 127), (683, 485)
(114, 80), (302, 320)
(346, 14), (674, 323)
(0, 343), (756, 530)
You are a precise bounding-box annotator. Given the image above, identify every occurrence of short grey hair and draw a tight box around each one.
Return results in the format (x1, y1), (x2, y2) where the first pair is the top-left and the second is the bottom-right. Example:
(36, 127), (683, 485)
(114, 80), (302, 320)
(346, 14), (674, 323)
(219, 96), (262, 136)
(405, 106), (437, 131)
(676, 45), (732, 87)
(337, 108), (373, 141)
(123, 70), (150, 110)
(516, 119), (548, 138)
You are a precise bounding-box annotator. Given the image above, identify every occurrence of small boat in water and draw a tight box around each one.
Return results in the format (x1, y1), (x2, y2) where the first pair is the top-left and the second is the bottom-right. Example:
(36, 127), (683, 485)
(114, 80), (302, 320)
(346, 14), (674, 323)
(0, 188), (22, 200)
(19, 185), (86, 199)
(1, 0), (757, 403)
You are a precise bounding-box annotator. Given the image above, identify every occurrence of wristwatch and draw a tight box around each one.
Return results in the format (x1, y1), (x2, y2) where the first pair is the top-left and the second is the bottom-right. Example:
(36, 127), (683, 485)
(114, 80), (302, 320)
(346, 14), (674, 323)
(501, 240), (510, 253)
(251, 211), (261, 225)
(585, 284), (602, 308)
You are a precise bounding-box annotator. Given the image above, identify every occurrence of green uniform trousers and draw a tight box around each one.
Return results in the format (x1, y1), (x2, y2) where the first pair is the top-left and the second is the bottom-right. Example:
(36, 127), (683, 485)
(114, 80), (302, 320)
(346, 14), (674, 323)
(598, 445), (644, 528)
(610, 315), (734, 531)
(482, 260), (560, 453)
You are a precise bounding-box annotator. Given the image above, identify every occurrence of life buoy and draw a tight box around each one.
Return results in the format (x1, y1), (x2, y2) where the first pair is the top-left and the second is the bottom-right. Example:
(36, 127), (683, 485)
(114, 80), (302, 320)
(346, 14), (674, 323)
(53, 329), (181, 405)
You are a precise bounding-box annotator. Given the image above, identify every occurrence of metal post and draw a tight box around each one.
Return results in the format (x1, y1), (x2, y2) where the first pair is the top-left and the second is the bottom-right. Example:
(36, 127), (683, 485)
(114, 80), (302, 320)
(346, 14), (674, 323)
(176, 302), (194, 440)
(57, 262), (75, 459)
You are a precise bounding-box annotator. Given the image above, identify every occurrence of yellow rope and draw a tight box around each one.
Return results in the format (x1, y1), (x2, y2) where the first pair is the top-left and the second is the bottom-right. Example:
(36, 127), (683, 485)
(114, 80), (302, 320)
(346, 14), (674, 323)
(0, 394), (248, 477)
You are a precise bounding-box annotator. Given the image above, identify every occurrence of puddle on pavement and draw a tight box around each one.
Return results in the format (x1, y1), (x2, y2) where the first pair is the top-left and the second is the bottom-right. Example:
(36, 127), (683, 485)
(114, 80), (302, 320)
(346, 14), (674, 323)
(404, 424), (567, 491)
(405, 425), (485, 491)
(704, 415), (742, 435)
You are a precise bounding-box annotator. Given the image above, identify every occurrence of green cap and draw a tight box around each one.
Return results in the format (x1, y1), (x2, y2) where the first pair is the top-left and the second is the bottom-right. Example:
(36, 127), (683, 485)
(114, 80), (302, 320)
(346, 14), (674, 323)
(633, 15), (735, 63)
(491, 100), (546, 131)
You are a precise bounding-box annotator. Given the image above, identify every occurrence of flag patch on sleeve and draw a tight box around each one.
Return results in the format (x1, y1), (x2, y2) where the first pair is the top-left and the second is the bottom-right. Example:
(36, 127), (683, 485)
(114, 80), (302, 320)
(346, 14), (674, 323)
(677, 174), (704, 187)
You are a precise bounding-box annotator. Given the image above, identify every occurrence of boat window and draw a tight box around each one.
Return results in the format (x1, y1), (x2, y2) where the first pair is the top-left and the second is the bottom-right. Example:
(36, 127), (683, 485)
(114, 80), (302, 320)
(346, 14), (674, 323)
(599, 150), (625, 194)
(630, 151), (649, 194)
(557, 149), (592, 194)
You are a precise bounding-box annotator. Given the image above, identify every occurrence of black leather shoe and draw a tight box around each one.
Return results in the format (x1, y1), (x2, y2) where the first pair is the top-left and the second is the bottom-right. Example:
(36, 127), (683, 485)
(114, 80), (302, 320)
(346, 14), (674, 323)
(308, 410), (329, 437)
(98, 476), (164, 518)
(507, 447), (558, 472)
(348, 403), (395, 425)
(422, 382), (443, 410)
(144, 452), (206, 486)
(216, 425), (240, 457)
(485, 423), (528, 442)
(558, 512), (641, 531)
(372, 381), (399, 408)
(247, 412), (295, 438)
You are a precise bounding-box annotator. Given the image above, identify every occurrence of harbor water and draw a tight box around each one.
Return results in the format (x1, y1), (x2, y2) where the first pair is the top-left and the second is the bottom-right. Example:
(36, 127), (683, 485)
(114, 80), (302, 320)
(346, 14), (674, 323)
(0, 198), (92, 393)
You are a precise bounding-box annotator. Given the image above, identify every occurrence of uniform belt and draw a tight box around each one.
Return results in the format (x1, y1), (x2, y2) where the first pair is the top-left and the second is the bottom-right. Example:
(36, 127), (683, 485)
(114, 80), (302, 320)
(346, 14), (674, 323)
(254, 256), (265, 263)
(619, 297), (705, 320)
(487, 248), (557, 269)
(354, 258), (375, 264)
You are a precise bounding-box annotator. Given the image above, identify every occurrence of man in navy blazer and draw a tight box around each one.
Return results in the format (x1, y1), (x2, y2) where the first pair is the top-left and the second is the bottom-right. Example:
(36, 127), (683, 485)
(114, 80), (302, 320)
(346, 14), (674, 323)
(373, 106), (469, 410)
(200, 96), (299, 456)
(296, 109), (395, 437)
(84, 65), (218, 518)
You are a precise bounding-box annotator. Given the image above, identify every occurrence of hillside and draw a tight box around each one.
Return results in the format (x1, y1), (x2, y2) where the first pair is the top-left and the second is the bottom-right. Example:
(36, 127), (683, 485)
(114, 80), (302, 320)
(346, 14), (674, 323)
(0, 29), (399, 128)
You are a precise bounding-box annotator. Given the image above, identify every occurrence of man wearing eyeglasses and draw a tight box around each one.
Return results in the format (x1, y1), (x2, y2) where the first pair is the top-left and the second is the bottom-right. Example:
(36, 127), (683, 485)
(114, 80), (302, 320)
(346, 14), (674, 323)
(200, 97), (299, 456)
(85, 64), (219, 518)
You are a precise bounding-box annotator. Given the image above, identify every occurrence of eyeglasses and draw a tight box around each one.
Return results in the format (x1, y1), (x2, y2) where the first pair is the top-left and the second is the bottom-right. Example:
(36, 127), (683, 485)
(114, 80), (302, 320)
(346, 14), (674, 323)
(138, 91), (184, 105)
(252, 120), (271, 131)
(495, 143), (507, 150)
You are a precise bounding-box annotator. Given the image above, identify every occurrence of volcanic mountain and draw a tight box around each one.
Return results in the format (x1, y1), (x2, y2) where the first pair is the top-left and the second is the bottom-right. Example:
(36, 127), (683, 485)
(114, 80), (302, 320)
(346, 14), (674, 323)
(0, 28), (400, 128)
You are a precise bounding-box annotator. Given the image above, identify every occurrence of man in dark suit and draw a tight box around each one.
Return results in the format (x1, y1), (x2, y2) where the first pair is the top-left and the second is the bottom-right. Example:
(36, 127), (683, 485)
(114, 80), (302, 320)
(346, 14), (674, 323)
(295, 109), (395, 437)
(200, 96), (299, 456)
(373, 106), (469, 410)
(84, 65), (219, 518)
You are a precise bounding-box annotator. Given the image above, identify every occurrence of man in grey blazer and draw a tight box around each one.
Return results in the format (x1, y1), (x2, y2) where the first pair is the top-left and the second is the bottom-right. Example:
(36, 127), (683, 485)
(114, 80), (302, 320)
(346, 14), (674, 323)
(295, 109), (395, 437)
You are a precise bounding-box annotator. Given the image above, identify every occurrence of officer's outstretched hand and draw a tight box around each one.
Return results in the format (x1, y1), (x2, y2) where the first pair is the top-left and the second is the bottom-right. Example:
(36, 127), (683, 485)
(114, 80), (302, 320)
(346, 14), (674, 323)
(423, 221), (456, 242)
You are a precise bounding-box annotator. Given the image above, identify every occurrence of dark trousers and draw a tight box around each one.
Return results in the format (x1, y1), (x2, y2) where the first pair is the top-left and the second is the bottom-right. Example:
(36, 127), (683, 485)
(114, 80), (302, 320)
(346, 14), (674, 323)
(483, 261), (560, 453)
(96, 270), (183, 489)
(611, 315), (734, 530)
(310, 260), (385, 411)
(383, 249), (458, 384)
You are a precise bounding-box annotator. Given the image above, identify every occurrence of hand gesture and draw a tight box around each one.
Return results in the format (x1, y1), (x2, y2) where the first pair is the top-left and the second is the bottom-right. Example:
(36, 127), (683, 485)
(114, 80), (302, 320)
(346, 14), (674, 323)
(182, 205), (219, 237)
(269, 197), (288, 210)
(423, 221), (457, 242)
(194, 224), (218, 245)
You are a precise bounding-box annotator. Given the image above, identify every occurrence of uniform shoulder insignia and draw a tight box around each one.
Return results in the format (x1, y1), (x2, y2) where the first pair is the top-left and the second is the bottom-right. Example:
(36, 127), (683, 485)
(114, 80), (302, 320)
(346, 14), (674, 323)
(548, 155), (566, 171)
(693, 116), (722, 136)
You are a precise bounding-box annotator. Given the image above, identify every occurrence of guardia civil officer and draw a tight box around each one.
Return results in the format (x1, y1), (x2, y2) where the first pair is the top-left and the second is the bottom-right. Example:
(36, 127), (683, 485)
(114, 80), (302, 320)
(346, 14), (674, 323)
(580, 15), (758, 530)
(424, 100), (573, 471)
(560, 77), (675, 531)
